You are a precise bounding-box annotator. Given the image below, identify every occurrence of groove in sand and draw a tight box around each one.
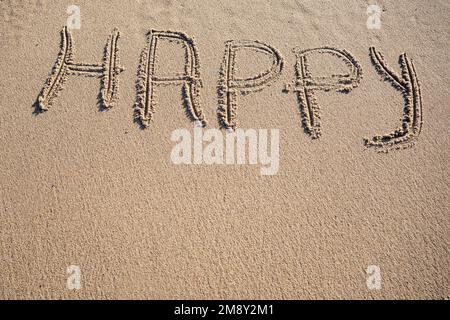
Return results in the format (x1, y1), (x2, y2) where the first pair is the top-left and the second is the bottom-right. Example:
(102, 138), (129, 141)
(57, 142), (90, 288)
(135, 30), (206, 128)
(364, 47), (423, 152)
(217, 40), (283, 130)
(36, 27), (124, 112)
(285, 47), (362, 139)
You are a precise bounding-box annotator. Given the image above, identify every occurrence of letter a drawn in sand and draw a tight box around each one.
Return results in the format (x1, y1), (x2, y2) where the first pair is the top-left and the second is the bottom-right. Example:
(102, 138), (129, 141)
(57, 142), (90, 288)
(365, 47), (423, 152)
(217, 40), (283, 130)
(285, 47), (362, 139)
(135, 30), (206, 128)
(36, 27), (125, 112)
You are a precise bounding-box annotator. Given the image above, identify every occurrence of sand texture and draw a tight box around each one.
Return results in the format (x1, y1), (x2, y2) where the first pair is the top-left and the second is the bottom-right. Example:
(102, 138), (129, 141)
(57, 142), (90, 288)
(0, 0), (449, 299)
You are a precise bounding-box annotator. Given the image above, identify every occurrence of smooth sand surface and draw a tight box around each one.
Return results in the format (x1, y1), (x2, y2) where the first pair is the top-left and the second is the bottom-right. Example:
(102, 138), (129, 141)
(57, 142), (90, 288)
(0, 0), (449, 299)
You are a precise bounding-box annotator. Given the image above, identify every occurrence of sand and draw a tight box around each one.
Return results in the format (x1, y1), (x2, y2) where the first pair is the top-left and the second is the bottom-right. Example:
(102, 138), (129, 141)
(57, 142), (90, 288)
(0, 0), (449, 299)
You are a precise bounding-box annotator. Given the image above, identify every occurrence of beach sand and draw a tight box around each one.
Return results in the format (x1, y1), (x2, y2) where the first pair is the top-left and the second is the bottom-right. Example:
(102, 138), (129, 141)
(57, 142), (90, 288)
(0, 0), (449, 299)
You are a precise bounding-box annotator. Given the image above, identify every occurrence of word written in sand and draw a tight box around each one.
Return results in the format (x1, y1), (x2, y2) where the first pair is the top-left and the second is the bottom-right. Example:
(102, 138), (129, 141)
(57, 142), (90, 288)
(35, 28), (423, 153)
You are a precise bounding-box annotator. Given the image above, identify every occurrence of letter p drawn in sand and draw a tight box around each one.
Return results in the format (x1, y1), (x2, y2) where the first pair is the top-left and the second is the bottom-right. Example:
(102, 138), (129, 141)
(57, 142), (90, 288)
(217, 40), (284, 131)
(284, 47), (363, 139)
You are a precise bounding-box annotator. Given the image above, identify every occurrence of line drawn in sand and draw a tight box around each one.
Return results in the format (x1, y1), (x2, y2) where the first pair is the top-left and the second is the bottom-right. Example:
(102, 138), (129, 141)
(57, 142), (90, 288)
(135, 30), (206, 128)
(364, 47), (423, 152)
(35, 26), (124, 112)
(284, 47), (363, 139)
(217, 40), (283, 131)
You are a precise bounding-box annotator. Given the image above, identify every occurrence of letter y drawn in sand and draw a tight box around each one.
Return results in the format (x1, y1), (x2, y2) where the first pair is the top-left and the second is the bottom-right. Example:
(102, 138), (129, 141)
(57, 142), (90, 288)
(365, 47), (423, 152)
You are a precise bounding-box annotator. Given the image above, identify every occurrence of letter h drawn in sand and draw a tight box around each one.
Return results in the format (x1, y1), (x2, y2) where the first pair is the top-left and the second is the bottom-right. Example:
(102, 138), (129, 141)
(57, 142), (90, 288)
(217, 40), (283, 130)
(284, 47), (362, 139)
(365, 47), (423, 152)
(36, 27), (124, 112)
(135, 30), (206, 128)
